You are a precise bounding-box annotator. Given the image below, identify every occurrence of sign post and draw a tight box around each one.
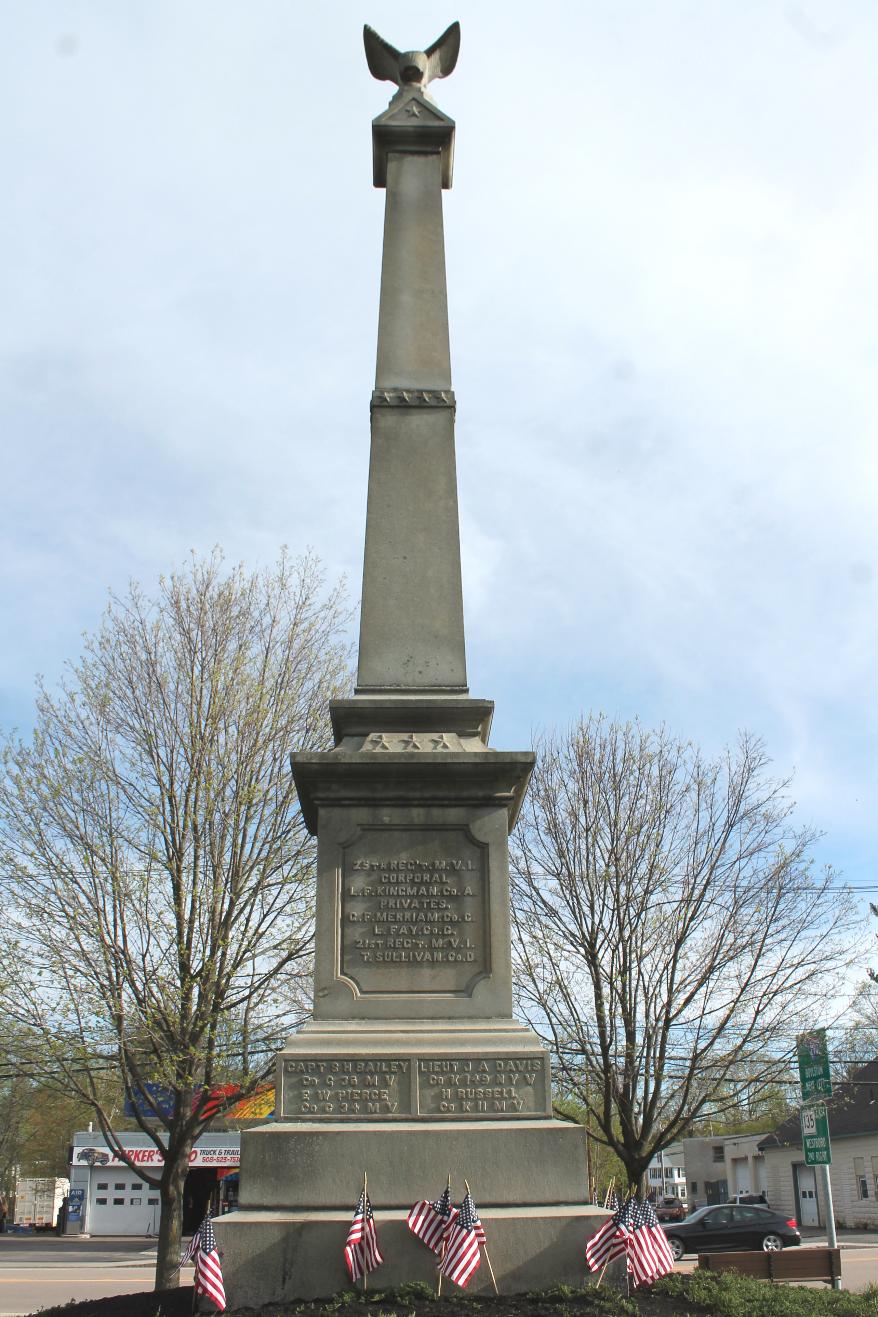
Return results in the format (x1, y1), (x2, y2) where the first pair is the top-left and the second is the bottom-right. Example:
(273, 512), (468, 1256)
(796, 1031), (839, 1288)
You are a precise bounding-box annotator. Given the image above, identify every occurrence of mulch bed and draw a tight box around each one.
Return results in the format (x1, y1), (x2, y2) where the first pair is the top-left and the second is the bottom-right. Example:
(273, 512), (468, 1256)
(24, 1280), (704, 1317)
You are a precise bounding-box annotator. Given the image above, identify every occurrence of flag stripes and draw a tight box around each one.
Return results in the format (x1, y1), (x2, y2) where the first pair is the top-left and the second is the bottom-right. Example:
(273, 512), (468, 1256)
(626, 1198), (675, 1286)
(407, 1186), (457, 1253)
(438, 1189), (483, 1288)
(344, 1189), (383, 1282)
(179, 1213), (226, 1312)
(584, 1195), (675, 1288)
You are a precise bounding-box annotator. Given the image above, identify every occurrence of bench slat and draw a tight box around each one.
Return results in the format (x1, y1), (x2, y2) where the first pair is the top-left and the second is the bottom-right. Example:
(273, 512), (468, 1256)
(698, 1248), (841, 1284)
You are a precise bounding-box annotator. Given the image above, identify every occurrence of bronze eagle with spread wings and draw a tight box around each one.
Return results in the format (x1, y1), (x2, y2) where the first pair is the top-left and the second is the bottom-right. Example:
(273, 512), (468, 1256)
(363, 21), (460, 93)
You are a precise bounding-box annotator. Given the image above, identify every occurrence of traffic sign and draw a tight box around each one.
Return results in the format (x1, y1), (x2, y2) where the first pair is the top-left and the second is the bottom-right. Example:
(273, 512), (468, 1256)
(801, 1102), (832, 1165)
(797, 1029), (832, 1100)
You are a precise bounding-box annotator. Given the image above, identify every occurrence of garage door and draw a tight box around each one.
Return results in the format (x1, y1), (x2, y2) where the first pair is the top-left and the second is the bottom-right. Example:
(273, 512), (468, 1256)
(89, 1171), (160, 1236)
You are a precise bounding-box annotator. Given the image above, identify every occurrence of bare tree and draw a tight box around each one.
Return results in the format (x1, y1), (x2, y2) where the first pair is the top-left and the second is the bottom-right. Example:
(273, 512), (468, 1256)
(510, 715), (856, 1195)
(0, 550), (349, 1286)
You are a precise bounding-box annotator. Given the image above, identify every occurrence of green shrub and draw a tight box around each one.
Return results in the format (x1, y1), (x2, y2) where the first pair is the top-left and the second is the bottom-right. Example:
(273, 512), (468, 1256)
(655, 1270), (878, 1315)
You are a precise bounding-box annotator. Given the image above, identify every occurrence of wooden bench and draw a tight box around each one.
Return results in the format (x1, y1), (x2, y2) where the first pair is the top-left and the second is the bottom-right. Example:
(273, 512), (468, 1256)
(698, 1247), (841, 1285)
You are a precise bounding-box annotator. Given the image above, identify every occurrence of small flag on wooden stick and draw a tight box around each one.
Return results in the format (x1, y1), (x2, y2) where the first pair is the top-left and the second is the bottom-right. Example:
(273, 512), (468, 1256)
(344, 1174), (383, 1285)
(408, 1176), (457, 1253)
(179, 1212), (226, 1312)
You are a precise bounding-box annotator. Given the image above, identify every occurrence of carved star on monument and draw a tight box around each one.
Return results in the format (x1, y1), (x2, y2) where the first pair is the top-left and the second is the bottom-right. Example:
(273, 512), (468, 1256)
(365, 733), (392, 751)
(405, 101), (421, 117)
(400, 733), (422, 751)
(430, 734), (454, 750)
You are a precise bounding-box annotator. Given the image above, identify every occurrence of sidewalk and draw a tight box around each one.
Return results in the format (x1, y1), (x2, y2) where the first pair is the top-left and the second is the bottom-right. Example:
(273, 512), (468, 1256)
(801, 1227), (878, 1248)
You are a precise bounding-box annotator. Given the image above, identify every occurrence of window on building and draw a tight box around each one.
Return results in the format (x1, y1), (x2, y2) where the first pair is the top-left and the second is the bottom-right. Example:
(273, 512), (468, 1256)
(113, 1198), (124, 1206)
(130, 1198), (141, 1206)
(712, 1146), (725, 1163)
(148, 1198), (159, 1206)
(855, 1157), (869, 1199)
(114, 1182), (125, 1190)
(97, 1182), (108, 1190)
(691, 1181), (698, 1193)
(131, 1183), (143, 1191)
(95, 1198), (107, 1205)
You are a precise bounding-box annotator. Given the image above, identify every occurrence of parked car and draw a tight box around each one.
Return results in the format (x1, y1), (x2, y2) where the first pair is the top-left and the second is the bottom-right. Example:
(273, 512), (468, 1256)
(663, 1204), (801, 1260)
(654, 1197), (687, 1223)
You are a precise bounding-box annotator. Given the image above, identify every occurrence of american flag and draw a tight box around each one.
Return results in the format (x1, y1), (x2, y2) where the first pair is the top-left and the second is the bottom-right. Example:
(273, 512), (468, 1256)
(180, 1213), (225, 1312)
(584, 1194), (634, 1271)
(344, 1189), (383, 1282)
(438, 1189), (484, 1288)
(625, 1197), (675, 1287)
(407, 1184), (457, 1253)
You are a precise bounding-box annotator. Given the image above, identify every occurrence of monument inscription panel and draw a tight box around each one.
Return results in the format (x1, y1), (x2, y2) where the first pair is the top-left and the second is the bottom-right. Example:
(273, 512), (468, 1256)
(281, 1057), (413, 1119)
(280, 1054), (550, 1119)
(417, 1055), (550, 1117)
(340, 826), (489, 994)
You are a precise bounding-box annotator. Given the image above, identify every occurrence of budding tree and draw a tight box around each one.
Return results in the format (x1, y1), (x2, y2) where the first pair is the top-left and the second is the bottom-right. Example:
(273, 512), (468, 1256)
(510, 716), (856, 1195)
(0, 550), (349, 1287)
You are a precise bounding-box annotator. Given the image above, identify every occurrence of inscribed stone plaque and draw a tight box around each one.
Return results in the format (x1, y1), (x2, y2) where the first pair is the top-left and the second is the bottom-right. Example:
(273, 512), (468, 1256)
(340, 826), (489, 995)
(281, 1058), (413, 1119)
(417, 1055), (550, 1118)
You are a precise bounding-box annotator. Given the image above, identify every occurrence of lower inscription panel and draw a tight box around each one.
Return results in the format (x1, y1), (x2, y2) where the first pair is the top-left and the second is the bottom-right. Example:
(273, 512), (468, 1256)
(280, 1054), (551, 1120)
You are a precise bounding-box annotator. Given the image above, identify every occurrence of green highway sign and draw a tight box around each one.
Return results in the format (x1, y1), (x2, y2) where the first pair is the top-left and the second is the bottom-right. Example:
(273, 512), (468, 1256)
(801, 1102), (832, 1166)
(797, 1029), (832, 1100)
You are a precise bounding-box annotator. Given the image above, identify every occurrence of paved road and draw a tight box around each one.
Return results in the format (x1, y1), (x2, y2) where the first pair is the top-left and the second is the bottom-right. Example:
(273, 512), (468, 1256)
(2, 1234), (878, 1314)
(0, 1236), (170, 1316)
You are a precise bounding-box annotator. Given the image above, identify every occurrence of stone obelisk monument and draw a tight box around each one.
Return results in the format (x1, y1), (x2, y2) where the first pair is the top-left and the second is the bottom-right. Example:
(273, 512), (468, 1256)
(215, 23), (602, 1302)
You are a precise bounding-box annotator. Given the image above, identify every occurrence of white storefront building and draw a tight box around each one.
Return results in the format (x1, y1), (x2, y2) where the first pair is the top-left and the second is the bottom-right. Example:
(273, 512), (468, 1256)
(67, 1130), (240, 1237)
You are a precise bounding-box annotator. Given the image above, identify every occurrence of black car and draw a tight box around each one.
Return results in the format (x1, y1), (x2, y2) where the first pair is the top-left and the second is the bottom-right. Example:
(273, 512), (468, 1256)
(663, 1204), (801, 1260)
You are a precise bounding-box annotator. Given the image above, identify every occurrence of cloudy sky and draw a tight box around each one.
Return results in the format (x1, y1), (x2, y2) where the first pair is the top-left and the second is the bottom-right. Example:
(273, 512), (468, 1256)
(1, 3), (875, 927)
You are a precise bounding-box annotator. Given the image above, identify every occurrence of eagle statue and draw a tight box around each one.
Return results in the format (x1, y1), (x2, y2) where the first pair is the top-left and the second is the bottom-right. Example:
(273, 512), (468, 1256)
(363, 21), (460, 96)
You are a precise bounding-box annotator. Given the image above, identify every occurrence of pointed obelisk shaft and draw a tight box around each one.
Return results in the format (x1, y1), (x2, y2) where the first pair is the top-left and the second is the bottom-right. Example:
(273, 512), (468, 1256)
(356, 93), (467, 696)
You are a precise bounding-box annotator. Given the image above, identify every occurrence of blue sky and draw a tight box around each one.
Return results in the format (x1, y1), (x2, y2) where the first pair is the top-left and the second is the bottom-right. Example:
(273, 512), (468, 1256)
(1, 3), (875, 944)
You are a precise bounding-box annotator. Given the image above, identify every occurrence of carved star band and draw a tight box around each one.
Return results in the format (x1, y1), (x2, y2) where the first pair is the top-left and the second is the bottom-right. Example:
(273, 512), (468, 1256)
(371, 388), (455, 409)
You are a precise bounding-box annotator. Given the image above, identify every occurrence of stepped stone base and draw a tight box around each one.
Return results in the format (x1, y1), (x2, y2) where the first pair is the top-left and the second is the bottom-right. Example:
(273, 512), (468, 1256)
(213, 1204), (610, 1303)
(238, 1117), (588, 1209)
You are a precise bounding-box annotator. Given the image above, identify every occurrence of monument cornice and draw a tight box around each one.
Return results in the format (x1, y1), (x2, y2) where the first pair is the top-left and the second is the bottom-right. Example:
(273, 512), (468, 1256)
(290, 749), (534, 835)
(330, 696), (493, 743)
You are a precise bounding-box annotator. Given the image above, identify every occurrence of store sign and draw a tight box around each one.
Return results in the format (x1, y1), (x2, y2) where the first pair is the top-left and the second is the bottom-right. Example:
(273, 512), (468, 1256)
(73, 1144), (240, 1169)
(123, 1083), (177, 1121)
(801, 1103), (832, 1166)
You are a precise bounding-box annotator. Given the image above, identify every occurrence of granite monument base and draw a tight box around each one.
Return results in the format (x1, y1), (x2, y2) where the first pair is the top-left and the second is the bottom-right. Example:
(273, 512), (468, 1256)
(213, 1109), (597, 1300)
(213, 1202), (610, 1303)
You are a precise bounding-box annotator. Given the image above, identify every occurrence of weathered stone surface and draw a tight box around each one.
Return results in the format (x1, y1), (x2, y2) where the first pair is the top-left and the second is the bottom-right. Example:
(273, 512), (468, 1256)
(357, 407), (467, 695)
(238, 1119), (588, 1210)
(215, 1206), (609, 1305)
